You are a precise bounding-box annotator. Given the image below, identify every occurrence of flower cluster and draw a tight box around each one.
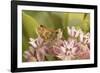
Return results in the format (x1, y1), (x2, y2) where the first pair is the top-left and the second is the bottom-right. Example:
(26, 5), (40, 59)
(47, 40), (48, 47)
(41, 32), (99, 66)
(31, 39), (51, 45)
(23, 26), (90, 62)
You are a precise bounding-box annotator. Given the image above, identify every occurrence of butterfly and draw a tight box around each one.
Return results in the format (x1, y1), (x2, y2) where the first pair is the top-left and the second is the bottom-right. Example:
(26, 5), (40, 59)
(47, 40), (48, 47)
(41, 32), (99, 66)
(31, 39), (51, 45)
(36, 25), (62, 42)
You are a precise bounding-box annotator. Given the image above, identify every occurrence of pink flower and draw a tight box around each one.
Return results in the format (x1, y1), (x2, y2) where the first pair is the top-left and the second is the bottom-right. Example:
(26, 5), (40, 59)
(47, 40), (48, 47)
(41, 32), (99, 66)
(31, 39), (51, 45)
(74, 42), (90, 59)
(50, 39), (78, 60)
(67, 26), (80, 38)
(35, 47), (46, 61)
(50, 45), (66, 56)
(79, 31), (90, 45)
(62, 39), (78, 60)
(23, 46), (37, 62)
(29, 36), (44, 48)
(23, 26), (90, 61)
(24, 37), (48, 62)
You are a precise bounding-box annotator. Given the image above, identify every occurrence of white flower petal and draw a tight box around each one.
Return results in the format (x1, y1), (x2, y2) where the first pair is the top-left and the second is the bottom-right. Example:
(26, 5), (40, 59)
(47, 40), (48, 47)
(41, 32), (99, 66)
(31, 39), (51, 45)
(36, 37), (44, 46)
(60, 46), (66, 53)
(71, 26), (76, 37)
(75, 30), (80, 37)
(71, 47), (77, 54)
(29, 38), (35, 42)
(67, 27), (71, 35)
(57, 29), (62, 39)
(80, 33), (84, 42)
(24, 51), (31, 57)
(29, 41), (37, 48)
(63, 40), (67, 48)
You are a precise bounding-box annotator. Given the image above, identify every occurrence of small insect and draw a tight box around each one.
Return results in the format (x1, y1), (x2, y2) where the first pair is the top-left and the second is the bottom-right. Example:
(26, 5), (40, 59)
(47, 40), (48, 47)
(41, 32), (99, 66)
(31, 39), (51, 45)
(36, 25), (62, 42)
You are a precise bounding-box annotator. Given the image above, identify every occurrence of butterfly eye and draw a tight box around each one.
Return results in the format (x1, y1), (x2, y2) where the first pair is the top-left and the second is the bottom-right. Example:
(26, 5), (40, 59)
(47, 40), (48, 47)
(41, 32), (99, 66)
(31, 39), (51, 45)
(55, 31), (58, 34)
(40, 25), (44, 27)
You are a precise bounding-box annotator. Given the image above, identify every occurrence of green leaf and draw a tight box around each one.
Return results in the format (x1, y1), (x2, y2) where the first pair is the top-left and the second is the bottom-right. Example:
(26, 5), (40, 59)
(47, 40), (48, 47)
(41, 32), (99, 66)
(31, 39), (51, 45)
(62, 13), (69, 39)
(22, 35), (29, 62)
(48, 12), (63, 29)
(46, 54), (56, 61)
(22, 12), (39, 38)
(81, 13), (90, 33)
(67, 13), (84, 27)
(22, 12), (39, 61)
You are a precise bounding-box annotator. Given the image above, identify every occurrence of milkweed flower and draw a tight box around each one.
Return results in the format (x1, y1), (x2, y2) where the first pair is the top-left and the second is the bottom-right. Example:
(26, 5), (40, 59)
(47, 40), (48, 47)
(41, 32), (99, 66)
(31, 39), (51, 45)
(23, 26), (90, 62)
(49, 39), (77, 60)
(29, 36), (44, 49)
(23, 46), (37, 62)
(74, 42), (90, 59)
(61, 39), (78, 60)
(79, 30), (90, 44)
(65, 26), (90, 60)
(79, 30), (90, 49)
(67, 26), (80, 38)
(24, 37), (48, 61)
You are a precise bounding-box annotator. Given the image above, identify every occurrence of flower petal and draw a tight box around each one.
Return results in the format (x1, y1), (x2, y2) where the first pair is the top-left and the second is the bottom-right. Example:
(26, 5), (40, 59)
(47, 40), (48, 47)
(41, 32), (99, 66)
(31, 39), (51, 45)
(67, 27), (71, 35)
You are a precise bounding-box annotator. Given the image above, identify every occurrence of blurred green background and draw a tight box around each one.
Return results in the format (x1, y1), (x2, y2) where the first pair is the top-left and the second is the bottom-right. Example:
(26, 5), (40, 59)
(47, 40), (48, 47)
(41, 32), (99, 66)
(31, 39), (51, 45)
(22, 10), (90, 62)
